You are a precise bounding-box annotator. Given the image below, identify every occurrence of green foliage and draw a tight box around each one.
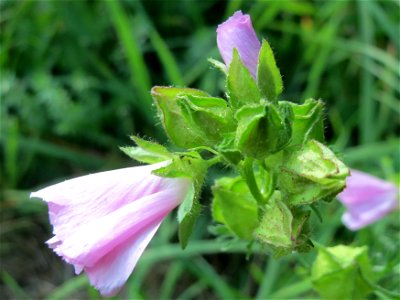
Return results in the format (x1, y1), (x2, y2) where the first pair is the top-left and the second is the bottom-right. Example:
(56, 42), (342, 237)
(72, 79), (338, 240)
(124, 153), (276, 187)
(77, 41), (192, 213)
(177, 95), (236, 145)
(227, 49), (261, 109)
(1, 0), (399, 299)
(151, 86), (211, 148)
(152, 152), (208, 249)
(234, 102), (293, 159)
(212, 176), (259, 240)
(254, 192), (293, 248)
(277, 140), (349, 205)
(257, 39), (283, 101)
(120, 136), (172, 164)
(286, 99), (325, 147)
(312, 245), (374, 299)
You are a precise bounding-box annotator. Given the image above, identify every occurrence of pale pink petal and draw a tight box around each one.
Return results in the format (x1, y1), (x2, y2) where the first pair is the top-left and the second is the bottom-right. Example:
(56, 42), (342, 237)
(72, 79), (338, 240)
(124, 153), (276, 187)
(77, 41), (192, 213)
(31, 163), (170, 242)
(53, 183), (189, 267)
(85, 222), (161, 297)
(338, 169), (399, 230)
(30, 162), (192, 296)
(217, 10), (261, 78)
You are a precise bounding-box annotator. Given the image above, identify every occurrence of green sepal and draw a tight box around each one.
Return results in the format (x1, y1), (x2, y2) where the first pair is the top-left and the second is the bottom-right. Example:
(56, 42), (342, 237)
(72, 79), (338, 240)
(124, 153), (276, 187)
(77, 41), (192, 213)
(212, 176), (259, 240)
(227, 49), (261, 109)
(151, 86), (210, 148)
(234, 102), (292, 159)
(216, 134), (243, 165)
(285, 98), (325, 147)
(208, 58), (228, 75)
(152, 152), (208, 249)
(257, 39), (283, 101)
(260, 207), (313, 259)
(277, 139), (349, 205)
(177, 95), (236, 146)
(312, 245), (374, 300)
(120, 136), (173, 164)
(253, 191), (293, 248)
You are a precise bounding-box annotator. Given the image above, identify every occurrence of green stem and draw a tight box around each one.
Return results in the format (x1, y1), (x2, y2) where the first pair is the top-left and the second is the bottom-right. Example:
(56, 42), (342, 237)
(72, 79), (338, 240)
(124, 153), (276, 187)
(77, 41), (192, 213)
(206, 155), (222, 167)
(240, 157), (265, 205)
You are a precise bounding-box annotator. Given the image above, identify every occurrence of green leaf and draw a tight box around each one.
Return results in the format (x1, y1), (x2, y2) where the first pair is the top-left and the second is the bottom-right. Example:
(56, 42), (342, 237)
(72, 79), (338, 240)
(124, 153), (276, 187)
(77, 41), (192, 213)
(234, 102), (292, 159)
(312, 245), (374, 300)
(177, 182), (201, 249)
(277, 140), (349, 205)
(151, 86), (210, 148)
(285, 98), (325, 147)
(212, 176), (259, 240)
(120, 136), (172, 164)
(254, 191), (293, 248)
(227, 49), (261, 109)
(177, 95), (236, 146)
(153, 153), (208, 249)
(257, 39), (283, 101)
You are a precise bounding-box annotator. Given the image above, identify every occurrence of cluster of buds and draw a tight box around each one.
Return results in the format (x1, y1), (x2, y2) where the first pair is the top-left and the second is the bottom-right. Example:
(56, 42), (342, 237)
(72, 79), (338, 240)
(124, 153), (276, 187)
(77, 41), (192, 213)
(31, 11), (398, 296)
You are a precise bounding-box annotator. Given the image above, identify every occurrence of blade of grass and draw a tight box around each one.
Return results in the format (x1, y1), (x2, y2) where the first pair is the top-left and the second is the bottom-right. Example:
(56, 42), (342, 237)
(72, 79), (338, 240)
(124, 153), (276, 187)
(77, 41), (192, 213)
(343, 139), (399, 164)
(256, 258), (281, 299)
(159, 261), (185, 299)
(367, 1), (399, 49)
(134, 2), (185, 86)
(268, 278), (313, 299)
(149, 29), (185, 86)
(187, 257), (237, 298)
(9, 137), (105, 169)
(358, 0), (376, 144)
(1, 271), (30, 299)
(105, 0), (153, 121)
(266, 22), (399, 76)
(44, 275), (90, 300)
(224, 0), (243, 19)
(177, 281), (207, 299)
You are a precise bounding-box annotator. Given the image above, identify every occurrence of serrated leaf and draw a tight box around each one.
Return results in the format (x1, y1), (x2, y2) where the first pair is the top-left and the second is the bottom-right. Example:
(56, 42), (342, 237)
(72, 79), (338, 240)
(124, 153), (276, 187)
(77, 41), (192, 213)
(120, 136), (172, 164)
(257, 39), (283, 101)
(227, 49), (261, 109)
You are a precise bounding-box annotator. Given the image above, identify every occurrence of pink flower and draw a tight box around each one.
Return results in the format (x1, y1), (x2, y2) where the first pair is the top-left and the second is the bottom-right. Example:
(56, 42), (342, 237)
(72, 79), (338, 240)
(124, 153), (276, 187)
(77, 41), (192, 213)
(217, 10), (261, 79)
(337, 169), (399, 230)
(31, 162), (191, 296)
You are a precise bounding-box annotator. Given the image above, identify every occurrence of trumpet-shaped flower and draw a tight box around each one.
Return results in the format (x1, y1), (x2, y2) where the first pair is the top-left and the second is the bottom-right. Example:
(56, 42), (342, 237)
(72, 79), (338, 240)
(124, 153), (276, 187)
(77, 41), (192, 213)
(217, 10), (261, 78)
(31, 162), (191, 296)
(337, 169), (399, 230)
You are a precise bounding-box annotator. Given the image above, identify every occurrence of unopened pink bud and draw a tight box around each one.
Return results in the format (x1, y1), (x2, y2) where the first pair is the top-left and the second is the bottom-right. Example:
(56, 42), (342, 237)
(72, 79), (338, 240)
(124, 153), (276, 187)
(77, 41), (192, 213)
(217, 11), (261, 79)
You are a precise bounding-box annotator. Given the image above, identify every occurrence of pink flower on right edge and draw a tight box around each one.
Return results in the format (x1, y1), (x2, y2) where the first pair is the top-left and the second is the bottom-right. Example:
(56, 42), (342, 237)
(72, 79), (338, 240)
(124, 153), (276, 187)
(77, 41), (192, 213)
(337, 169), (399, 230)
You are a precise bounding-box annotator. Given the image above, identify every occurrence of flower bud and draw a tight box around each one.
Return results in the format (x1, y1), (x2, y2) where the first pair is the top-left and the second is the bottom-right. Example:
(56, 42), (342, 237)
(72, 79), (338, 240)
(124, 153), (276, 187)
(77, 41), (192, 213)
(217, 11), (261, 79)
(277, 140), (349, 205)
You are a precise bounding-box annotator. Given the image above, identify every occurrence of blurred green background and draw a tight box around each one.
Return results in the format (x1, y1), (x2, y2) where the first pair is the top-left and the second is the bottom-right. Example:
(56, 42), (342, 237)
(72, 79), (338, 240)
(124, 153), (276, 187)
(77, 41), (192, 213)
(1, 0), (399, 299)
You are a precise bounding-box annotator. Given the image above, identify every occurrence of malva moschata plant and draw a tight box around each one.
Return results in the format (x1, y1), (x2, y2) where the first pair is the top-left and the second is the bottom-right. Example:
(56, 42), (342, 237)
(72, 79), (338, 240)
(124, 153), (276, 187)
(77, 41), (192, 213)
(31, 11), (399, 297)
